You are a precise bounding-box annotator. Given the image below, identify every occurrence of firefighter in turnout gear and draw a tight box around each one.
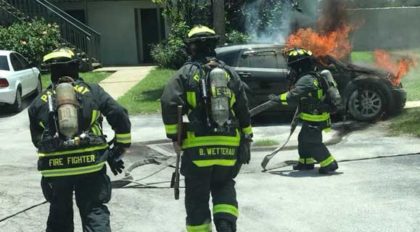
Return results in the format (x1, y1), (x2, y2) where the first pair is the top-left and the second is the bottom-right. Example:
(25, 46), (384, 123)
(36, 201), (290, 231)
(28, 48), (131, 232)
(269, 48), (339, 174)
(161, 25), (253, 232)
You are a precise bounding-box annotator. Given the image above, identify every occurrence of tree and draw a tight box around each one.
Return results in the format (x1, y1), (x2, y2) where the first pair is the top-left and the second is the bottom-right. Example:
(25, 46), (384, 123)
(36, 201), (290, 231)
(213, 0), (226, 43)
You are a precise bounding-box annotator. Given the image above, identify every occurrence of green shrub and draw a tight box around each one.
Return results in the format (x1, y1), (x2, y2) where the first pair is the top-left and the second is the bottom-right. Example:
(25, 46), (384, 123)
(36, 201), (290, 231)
(151, 21), (189, 69)
(0, 19), (61, 65)
(226, 30), (249, 44)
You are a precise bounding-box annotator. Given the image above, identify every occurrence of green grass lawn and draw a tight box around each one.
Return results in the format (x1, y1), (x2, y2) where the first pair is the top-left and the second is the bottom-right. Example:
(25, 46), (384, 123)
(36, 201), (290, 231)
(41, 71), (112, 89)
(117, 68), (176, 114)
(389, 108), (420, 137)
(351, 51), (374, 64)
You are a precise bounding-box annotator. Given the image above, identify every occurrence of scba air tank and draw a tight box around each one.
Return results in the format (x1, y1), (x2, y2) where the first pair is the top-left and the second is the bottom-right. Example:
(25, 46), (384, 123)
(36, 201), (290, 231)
(56, 83), (79, 138)
(320, 69), (342, 108)
(209, 67), (231, 127)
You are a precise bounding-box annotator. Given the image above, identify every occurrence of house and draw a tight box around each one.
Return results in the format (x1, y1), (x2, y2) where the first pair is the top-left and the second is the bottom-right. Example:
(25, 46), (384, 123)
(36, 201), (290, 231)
(0, 0), (166, 66)
(51, 0), (167, 66)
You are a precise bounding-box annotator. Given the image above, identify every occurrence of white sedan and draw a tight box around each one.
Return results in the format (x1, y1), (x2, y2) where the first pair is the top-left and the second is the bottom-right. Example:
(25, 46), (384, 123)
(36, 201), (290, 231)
(0, 50), (41, 112)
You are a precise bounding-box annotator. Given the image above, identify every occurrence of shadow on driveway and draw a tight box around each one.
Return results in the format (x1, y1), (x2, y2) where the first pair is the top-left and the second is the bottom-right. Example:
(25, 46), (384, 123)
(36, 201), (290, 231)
(0, 93), (38, 118)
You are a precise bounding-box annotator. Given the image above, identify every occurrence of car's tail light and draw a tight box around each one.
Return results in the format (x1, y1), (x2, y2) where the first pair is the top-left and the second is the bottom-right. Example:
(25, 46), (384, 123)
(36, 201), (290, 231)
(0, 78), (8, 88)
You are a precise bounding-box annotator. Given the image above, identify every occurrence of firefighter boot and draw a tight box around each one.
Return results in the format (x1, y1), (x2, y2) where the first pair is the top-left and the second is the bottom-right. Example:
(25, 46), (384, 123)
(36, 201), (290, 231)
(293, 163), (315, 170)
(319, 160), (339, 174)
(215, 219), (236, 232)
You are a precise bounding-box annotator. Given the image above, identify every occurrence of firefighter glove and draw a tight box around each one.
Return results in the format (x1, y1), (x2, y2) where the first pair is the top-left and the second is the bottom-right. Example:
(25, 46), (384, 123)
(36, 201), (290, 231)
(107, 146), (125, 176)
(238, 134), (252, 164)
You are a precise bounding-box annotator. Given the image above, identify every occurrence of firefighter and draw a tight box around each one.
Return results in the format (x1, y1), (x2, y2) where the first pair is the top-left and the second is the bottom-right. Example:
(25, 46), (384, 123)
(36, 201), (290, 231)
(28, 48), (131, 232)
(161, 25), (253, 232)
(269, 48), (338, 174)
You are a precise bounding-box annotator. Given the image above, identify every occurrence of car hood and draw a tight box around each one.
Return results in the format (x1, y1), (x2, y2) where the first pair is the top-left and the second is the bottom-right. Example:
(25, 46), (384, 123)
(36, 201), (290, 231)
(321, 55), (393, 79)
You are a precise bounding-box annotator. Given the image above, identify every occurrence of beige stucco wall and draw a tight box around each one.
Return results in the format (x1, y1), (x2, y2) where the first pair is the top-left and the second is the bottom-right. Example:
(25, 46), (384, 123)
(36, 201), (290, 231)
(57, 1), (160, 65)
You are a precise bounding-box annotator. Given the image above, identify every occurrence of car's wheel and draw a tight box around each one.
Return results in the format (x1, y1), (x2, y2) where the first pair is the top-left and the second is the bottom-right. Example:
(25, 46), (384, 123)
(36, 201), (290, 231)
(11, 87), (23, 112)
(347, 85), (386, 121)
(35, 76), (42, 96)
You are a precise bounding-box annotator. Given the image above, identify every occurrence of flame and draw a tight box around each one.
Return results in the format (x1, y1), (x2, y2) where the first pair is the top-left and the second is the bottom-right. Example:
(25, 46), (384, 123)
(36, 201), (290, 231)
(374, 50), (417, 86)
(285, 25), (352, 59)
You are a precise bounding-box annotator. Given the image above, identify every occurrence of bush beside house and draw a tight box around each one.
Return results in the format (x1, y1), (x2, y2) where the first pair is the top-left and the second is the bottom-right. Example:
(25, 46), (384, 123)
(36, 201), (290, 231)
(0, 19), (61, 65)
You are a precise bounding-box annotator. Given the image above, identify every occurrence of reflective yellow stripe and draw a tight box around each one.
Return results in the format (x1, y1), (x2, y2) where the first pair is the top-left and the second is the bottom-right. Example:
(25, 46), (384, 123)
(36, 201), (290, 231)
(116, 133), (130, 138)
(320, 155), (335, 167)
(193, 73), (200, 82)
(318, 89), (323, 99)
(300, 112), (330, 122)
(39, 122), (45, 128)
(298, 158), (316, 164)
(213, 204), (239, 217)
(38, 144), (108, 157)
(165, 124), (177, 135)
(41, 162), (105, 177)
(90, 110), (99, 126)
(242, 125), (253, 135)
(187, 91), (197, 108)
(280, 93), (288, 105)
(90, 123), (101, 136)
(230, 93), (236, 107)
(186, 223), (212, 232)
(116, 139), (131, 144)
(193, 159), (236, 167)
(182, 133), (240, 149)
(116, 133), (131, 144)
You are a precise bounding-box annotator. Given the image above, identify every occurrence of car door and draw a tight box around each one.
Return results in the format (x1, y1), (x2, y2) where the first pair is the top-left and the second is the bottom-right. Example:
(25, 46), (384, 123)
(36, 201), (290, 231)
(15, 53), (38, 92)
(234, 48), (290, 109)
(10, 53), (30, 95)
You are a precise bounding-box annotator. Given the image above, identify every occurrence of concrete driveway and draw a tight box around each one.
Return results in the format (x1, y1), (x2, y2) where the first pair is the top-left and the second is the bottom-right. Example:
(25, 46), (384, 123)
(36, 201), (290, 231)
(0, 111), (419, 232)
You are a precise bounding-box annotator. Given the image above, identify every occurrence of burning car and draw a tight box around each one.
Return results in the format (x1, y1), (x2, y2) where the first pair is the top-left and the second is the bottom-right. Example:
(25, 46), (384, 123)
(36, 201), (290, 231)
(216, 44), (407, 121)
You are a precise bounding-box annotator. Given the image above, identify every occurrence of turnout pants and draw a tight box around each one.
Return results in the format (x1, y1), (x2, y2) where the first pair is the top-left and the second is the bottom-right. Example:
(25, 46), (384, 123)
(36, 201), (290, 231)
(41, 167), (112, 232)
(297, 121), (336, 167)
(181, 154), (241, 232)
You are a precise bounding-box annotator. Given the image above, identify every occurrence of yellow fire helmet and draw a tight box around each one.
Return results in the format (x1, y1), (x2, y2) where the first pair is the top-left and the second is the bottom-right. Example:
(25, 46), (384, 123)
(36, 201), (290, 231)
(43, 47), (78, 65)
(286, 48), (313, 66)
(185, 25), (220, 43)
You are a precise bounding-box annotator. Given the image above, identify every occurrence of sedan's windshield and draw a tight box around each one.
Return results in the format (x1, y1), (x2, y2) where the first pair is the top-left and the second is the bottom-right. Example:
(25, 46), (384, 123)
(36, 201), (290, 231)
(0, 56), (9, 71)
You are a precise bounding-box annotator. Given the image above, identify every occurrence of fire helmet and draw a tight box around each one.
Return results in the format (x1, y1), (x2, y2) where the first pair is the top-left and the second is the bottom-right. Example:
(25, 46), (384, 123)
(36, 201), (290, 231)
(286, 48), (316, 81)
(185, 25), (220, 58)
(43, 48), (80, 83)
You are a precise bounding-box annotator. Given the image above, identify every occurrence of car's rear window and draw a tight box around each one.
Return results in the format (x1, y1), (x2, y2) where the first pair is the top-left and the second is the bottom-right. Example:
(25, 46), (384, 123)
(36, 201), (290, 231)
(0, 56), (9, 71)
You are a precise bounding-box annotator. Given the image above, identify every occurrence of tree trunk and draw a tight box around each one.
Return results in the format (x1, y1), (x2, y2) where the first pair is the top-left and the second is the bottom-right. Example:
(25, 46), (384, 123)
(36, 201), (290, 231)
(213, 0), (225, 44)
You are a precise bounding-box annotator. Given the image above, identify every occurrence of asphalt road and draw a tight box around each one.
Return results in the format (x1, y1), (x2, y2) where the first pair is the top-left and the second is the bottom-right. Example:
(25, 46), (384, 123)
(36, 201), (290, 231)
(0, 109), (419, 232)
